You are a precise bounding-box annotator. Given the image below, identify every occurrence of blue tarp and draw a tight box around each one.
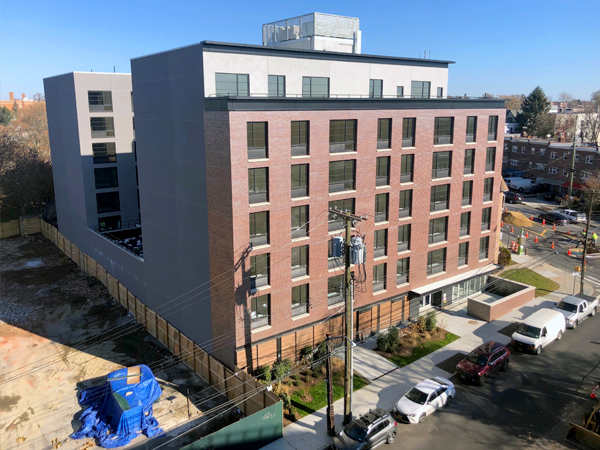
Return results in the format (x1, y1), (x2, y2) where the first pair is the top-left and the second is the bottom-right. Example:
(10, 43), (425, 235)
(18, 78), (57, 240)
(71, 365), (164, 448)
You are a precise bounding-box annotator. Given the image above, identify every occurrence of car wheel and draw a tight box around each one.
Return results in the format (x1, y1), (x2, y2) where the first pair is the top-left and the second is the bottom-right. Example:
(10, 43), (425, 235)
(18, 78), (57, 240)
(418, 414), (426, 423)
(591, 307), (596, 317)
(557, 330), (562, 341)
(386, 432), (396, 444)
(572, 320), (578, 329)
(501, 360), (509, 371)
(535, 346), (542, 355)
(478, 375), (486, 386)
(446, 396), (453, 406)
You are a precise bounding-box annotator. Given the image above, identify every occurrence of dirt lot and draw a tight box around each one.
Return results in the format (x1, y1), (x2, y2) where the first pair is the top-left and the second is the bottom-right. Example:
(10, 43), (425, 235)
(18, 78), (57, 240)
(0, 235), (238, 450)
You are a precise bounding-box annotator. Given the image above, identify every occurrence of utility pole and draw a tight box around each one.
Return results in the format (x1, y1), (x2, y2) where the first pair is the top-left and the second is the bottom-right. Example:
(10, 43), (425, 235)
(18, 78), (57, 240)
(580, 191), (595, 294)
(325, 334), (335, 436)
(568, 137), (577, 209)
(328, 208), (366, 426)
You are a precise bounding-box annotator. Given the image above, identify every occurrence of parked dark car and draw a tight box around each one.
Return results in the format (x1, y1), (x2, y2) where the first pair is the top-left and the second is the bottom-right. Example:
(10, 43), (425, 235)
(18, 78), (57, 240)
(538, 212), (568, 226)
(505, 192), (524, 204)
(456, 341), (510, 385)
(332, 408), (397, 449)
(544, 192), (557, 201)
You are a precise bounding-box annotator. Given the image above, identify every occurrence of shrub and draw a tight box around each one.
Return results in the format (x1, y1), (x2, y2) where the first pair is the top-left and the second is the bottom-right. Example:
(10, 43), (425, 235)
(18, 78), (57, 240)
(312, 341), (328, 368)
(273, 359), (292, 382)
(300, 345), (313, 361)
(417, 315), (426, 331)
(387, 326), (399, 349)
(377, 333), (392, 352)
(498, 247), (511, 266)
(278, 392), (292, 409)
(256, 364), (271, 384)
(424, 312), (437, 331)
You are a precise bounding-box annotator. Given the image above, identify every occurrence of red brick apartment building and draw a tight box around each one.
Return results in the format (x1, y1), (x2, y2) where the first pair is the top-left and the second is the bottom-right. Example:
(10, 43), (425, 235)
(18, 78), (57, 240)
(46, 18), (506, 370)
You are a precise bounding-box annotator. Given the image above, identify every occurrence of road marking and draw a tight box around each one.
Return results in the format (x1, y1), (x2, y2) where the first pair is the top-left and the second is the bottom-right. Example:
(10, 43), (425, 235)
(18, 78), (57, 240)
(586, 275), (600, 284)
(584, 278), (600, 287)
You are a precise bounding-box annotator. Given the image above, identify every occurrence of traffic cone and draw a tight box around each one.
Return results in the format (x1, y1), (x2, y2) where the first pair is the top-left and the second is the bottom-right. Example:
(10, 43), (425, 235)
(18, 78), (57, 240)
(525, 232), (529, 238)
(551, 242), (555, 249)
(530, 215), (533, 221)
(568, 229), (570, 235)
(505, 207), (507, 212)
(501, 221), (504, 227)
(553, 223), (556, 230)
(534, 235), (538, 243)
(510, 226), (514, 233)
(568, 249), (572, 256)
(543, 219), (546, 226)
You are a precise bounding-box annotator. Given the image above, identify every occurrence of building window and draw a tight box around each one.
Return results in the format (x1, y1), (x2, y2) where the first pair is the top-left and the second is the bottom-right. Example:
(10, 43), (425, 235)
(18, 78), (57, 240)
(398, 224), (411, 252)
(251, 294), (270, 329)
(549, 166), (559, 174)
(377, 118), (391, 149)
(397, 86), (404, 98)
(329, 160), (356, 193)
(486, 147), (496, 171)
(464, 149), (475, 175)
(369, 79), (383, 98)
(302, 76), (329, 98)
(479, 236), (490, 260)
(586, 155), (594, 164)
(432, 151), (452, 178)
(458, 242), (469, 267)
(399, 190), (412, 218)
(411, 81), (431, 98)
(535, 163), (545, 170)
(291, 245), (308, 278)
(562, 153), (568, 160)
(427, 248), (446, 275)
(460, 211), (471, 237)
(291, 205), (309, 238)
(540, 148), (546, 155)
(397, 155), (414, 184)
(215, 73), (249, 96)
(329, 198), (355, 231)
(466, 116), (477, 143)
(581, 171), (591, 180)
(375, 193), (389, 223)
(291, 121), (309, 156)
(98, 215), (121, 231)
(292, 284), (309, 317)
(437, 87), (444, 98)
(94, 167), (118, 189)
(291, 164), (308, 198)
(90, 117), (115, 138)
(512, 146), (518, 153)
(247, 122), (267, 159)
(481, 207), (491, 231)
(397, 258), (409, 284)
(249, 168), (268, 203)
(563, 169), (569, 176)
(429, 216), (448, 244)
(434, 117), (454, 145)
(268, 75), (285, 97)
(250, 254), (269, 289)
(376, 156), (390, 186)
(462, 180), (473, 206)
(88, 91), (113, 112)
(483, 178), (493, 202)
(96, 191), (120, 214)
(373, 263), (387, 292)
(92, 143), (117, 164)
(430, 184), (450, 211)
(330, 120), (356, 153)
(575, 154), (580, 162)
(402, 118), (416, 147)
(249, 211), (269, 246)
(487, 116), (498, 141)
(328, 274), (344, 305)
(371, 229), (386, 259)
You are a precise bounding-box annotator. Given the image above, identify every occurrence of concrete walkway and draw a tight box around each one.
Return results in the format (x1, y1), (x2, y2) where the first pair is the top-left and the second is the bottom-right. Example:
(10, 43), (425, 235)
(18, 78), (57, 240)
(261, 259), (596, 450)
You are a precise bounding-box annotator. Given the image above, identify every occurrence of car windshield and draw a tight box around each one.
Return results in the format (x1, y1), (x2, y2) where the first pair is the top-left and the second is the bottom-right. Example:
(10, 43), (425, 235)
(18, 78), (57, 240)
(344, 422), (367, 442)
(405, 387), (429, 405)
(465, 352), (488, 366)
(556, 301), (578, 312)
(516, 323), (541, 338)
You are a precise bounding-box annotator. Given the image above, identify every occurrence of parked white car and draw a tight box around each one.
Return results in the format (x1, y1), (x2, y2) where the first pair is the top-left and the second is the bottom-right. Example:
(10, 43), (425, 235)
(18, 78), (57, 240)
(562, 209), (587, 223)
(554, 294), (598, 328)
(393, 377), (455, 424)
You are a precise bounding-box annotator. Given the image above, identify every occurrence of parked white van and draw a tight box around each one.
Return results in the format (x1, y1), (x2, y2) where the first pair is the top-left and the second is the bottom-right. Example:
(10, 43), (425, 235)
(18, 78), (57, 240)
(510, 308), (566, 354)
(504, 177), (536, 192)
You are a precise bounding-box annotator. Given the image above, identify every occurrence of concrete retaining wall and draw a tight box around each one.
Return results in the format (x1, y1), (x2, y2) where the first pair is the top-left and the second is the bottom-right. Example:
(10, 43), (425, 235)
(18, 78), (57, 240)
(467, 276), (536, 322)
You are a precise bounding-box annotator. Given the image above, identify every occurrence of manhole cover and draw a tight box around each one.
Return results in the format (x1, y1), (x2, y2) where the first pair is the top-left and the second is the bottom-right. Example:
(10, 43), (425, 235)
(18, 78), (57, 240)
(435, 352), (468, 374)
(468, 320), (478, 325)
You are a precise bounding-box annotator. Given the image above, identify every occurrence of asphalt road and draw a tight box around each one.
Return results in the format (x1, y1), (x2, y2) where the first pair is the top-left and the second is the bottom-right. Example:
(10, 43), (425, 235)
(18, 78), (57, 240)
(388, 309), (600, 450)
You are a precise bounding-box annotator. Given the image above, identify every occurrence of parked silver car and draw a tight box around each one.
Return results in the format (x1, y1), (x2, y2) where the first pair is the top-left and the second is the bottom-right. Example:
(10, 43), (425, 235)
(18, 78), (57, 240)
(562, 209), (587, 223)
(332, 408), (397, 449)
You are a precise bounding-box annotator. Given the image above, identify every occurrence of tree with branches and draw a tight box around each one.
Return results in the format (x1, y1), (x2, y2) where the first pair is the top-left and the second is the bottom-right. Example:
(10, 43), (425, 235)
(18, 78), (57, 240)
(517, 86), (554, 137)
(499, 94), (525, 111)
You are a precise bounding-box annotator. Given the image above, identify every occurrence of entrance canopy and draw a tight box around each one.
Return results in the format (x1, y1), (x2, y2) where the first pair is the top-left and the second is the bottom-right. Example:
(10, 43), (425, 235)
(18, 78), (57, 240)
(410, 264), (498, 296)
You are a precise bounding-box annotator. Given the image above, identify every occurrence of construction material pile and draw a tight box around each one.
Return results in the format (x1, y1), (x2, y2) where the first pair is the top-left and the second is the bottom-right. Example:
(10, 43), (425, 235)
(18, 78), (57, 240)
(502, 211), (535, 228)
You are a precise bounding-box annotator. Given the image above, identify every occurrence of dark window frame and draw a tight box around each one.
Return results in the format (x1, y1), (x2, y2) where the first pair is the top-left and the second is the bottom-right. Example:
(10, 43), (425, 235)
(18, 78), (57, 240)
(401, 154), (414, 183)
(247, 122), (268, 159)
(215, 73), (249, 97)
(427, 248), (447, 275)
(458, 242), (469, 266)
(466, 116), (477, 143)
(481, 207), (492, 231)
(327, 274), (344, 305)
(464, 149), (475, 175)
(302, 76), (329, 98)
(377, 118), (391, 149)
(291, 245), (309, 278)
(460, 211), (471, 237)
(429, 216), (448, 244)
(430, 184), (450, 211)
(488, 115), (499, 141)
(292, 284), (309, 316)
(90, 117), (115, 138)
(373, 229), (388, 257)
(291, 164), (309, 198)
(251, 294), (270, 329)
(396, 86), (404, 98)
(483, 178), (494, 202)
(375, 193), (389, 223)
(434, 117), (454, 145)
(88, 91), (113, 112)
(479, 236), (490, 260)
(411, 81), (431, 99)
(249, 168), (268, 204)
(329, 120), (356, 153)
(399, 189), (412, 218)
(291, 121), (309, 156)
(329, 160), (356, 193)
(462, 180), (473, 206)
(373, 263), (387, 292)
(291, 205), (309, 238)
(250, 253), (270, 289)
(398, 224), (411, 252)
(486, 147), (496, 172)
(96, 191), (120, 214)
(92, 142), (117, 164)
(268, 75), (286, 97)
(397, 258), (410, 284)
(376, 156), (390, 186)
(402, 117), (416, 147)
(432, 151), (452, 178)
(369, 79), (383, 98)
(250, 211), (269, 246)
(94, 167), (119, 189)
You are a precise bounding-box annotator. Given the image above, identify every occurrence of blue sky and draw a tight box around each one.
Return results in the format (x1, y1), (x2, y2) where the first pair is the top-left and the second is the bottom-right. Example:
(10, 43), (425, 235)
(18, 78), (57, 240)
(2, 0), (598, 101)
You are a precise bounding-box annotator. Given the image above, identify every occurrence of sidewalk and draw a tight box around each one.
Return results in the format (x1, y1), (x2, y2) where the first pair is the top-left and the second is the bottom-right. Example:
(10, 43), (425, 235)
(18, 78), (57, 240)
(261, 259), (595, 450)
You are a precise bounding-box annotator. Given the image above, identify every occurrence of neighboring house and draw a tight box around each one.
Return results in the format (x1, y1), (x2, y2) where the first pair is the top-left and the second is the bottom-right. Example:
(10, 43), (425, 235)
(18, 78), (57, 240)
(45, 13), (505, 371)
(505, 110), (520, 134)
(502, 137), (600, 194)
(555, 113), (600, 145)
(0, 92), (39, 110)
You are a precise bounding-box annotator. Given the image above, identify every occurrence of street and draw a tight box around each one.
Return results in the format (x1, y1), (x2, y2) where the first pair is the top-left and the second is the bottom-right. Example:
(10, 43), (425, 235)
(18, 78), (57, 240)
(390, 311), (600, 450)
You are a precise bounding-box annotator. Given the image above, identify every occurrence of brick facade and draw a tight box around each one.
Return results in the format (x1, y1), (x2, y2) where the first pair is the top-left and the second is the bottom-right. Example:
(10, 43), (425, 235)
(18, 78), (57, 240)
(205, 107), (505, 371)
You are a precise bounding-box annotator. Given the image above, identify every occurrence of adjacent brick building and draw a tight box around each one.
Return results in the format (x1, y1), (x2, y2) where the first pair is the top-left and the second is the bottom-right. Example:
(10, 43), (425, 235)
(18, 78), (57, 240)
(46, 15), (505, 371)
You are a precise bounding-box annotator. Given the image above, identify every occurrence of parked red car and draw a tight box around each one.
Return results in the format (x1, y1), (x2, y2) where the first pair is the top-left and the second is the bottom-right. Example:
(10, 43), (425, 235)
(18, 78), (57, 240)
(456, 341), (510, 385)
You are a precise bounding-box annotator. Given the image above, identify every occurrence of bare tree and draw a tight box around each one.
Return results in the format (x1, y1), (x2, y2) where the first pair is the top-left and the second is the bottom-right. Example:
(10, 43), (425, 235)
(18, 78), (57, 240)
(8, 101), (49, 159)
(32, 93), (45, 101)
(558, 92), (574, 103)
(591, 89), (600, 107)
(499, 94), (525, 111)
(580, 106), (600, 146)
